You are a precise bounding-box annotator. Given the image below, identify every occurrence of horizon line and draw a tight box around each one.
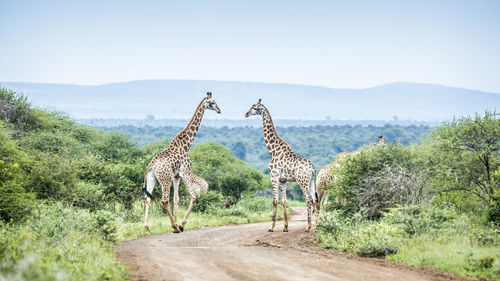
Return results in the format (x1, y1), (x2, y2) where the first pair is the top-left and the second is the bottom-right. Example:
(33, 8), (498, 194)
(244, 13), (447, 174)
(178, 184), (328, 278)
(2, 79), (499, 95)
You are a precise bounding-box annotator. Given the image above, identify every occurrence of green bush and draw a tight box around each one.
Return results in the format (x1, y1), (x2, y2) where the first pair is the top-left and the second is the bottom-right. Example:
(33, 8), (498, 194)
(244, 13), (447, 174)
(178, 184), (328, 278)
(316, 210), (404, 257)
(317, 205), (500, 278)
(427, 111), (499, 221)
(383, 204), (458, 235)
(93, 210), (118, 243)
(0, 204), (126, 280)
(190, 142), (265, 201)
(0, 125), (37, 222)
(327, 144), (426, 217)
(71, 182), (106, 210)
(192, 190), (225, 214)
(22, 151), (79, 201)
(0, 88), (40, 131)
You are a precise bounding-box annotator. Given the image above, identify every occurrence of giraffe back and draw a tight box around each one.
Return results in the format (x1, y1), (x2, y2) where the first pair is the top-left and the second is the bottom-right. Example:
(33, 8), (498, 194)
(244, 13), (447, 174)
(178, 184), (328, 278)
(316, 151), (360, 195)
(190, 171), (208, 194)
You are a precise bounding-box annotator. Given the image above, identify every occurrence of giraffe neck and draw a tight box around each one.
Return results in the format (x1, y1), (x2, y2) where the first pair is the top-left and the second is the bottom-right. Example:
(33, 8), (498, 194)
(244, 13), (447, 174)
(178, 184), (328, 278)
(261, 106), (291, 157)
(170, 98), (206, 153)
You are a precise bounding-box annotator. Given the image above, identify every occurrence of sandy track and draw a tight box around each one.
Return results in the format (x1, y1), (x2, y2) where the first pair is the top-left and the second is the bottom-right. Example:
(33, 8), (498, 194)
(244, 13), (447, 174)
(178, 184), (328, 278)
(116, 207), (467, 281)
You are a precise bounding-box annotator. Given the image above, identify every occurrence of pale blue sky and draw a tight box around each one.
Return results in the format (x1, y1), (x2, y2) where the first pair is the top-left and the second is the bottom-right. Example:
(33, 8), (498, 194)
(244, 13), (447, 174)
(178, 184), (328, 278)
(1, 0), (499, 92)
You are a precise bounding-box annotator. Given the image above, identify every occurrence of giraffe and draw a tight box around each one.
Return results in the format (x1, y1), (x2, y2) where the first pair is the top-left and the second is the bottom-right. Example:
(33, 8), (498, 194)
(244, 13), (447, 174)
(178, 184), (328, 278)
(142, 92), (220, 232)
(316, 151), (359, 210)
(316, 136), (388, 210)
(189, 170), (209, 195)
(245, 99), (317, 232)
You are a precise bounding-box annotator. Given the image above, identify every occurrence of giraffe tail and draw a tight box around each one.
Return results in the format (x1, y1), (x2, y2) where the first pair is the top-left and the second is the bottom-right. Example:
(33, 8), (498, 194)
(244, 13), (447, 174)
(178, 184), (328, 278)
(142, 168), (154, 200)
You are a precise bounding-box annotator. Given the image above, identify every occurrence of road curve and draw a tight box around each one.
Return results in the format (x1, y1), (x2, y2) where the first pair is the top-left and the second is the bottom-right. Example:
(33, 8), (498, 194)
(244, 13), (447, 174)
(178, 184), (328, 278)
(116, 207), (466, 281)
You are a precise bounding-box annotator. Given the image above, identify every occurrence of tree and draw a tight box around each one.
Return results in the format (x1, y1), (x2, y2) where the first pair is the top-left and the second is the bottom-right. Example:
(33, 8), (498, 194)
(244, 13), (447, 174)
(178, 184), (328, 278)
(431, 111), (499, 221)
(232, 141), (246, 160)
(189, 142), (264, 201)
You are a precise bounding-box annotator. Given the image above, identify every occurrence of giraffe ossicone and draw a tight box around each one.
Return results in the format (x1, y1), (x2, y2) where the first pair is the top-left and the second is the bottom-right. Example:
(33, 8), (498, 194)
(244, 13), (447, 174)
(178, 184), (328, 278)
(142, 92), (220, 233)
(245, 99), (317, 232)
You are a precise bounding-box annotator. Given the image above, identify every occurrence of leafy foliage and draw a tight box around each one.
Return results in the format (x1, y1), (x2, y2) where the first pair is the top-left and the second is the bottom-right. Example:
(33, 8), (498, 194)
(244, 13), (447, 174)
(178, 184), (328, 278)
(0, 203), (126, 281)
(0, 125), (37, 222)
(327, 144), (426, 217)
(317, 204), (500, 278)
(192, 190), (225, 213)
(0, 87), (40, 132)
(429, 111), (500, 222)
(189, 142), (265, 201)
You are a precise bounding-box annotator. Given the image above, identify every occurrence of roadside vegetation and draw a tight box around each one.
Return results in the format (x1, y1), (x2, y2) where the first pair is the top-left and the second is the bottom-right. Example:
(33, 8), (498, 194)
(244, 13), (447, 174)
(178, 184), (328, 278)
(317, 111), (500, 278)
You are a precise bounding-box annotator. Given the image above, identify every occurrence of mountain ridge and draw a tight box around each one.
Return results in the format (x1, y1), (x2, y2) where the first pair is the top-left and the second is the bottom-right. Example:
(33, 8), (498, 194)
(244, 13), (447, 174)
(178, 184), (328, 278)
(1, 80), (498, 121)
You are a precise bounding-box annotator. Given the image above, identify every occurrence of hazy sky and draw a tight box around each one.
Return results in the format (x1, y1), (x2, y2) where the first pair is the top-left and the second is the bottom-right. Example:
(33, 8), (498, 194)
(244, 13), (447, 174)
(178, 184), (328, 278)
(1, 0), (499, 93)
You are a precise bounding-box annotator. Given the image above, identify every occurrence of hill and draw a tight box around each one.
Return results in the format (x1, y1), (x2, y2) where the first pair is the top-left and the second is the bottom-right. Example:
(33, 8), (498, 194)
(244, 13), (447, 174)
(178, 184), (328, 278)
(2, 80), (499, 121)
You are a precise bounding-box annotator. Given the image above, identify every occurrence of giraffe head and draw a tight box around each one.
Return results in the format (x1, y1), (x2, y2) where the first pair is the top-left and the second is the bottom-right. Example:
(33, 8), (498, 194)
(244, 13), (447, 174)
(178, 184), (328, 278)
(204, 92), (221, 114)
(244, 99), (265, 117)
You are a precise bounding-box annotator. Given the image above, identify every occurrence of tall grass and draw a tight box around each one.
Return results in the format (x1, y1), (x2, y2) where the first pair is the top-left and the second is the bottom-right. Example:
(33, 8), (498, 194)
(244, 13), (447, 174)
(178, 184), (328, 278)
(0, 203), (127, 281)
(317, 205), (500, 278)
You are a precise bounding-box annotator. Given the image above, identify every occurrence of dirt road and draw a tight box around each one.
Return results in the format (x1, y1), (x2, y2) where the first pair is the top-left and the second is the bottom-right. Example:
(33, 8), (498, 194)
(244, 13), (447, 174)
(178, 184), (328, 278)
(116, 207), (466, 281)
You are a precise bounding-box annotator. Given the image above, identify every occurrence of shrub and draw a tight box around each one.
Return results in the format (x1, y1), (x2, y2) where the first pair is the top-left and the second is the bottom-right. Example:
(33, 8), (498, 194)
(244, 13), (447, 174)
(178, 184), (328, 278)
(316, 211), (404, 257)
(192, 190), (225, 213)
(429, 111), (499, 221)
(327, 144), (426, 216)
(0, 88), (39, 131)
(383, 204), (458, 235)
(93, 210), (118, 243)
(190, 142), (265, 201)
(22, 151), (79, 201)
(358, 164), (429, 218)
(0, 125), (37, 222)
(0, 204), (126, 280)
(71, 182), (106, 210)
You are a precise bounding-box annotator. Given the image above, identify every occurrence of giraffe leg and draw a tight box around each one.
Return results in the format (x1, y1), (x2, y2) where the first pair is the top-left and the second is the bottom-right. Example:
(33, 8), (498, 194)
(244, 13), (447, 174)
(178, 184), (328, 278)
(269, 177), (279, 232)
(157, 175), (180, 233)
(173, 176), (180, 227)
(281, 182), (288, 232)
(144, 169), (156, 231)
(180, 196), (196, 232)
(144, 196), (151, 231)
(323, 191), (330, 208)
(179, 168), (196, 232)
(298, 178), (314, 232)
(317, 188), (324, 211)
(306, 199), (313, 232)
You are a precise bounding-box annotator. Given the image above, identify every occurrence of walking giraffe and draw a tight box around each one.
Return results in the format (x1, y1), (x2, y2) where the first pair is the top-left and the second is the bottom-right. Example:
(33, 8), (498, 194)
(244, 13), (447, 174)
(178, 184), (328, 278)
(316, 136), (388, 210)
(245, 99), (317, 232)
(142, 92), (220, 232)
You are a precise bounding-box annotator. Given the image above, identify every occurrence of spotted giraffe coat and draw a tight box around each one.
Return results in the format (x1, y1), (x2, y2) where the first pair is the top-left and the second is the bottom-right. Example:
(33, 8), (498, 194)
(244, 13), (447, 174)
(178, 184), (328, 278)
(245, 99), (317, 232)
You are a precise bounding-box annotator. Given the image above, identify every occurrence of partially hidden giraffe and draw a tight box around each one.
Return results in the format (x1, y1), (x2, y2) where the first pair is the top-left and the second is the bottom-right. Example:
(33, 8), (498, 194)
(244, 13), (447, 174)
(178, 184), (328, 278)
(316, 136), (388, 210)
(142, 92), (220, 232)
(245, 99), (317, 232)
(189, 170), (209, 195)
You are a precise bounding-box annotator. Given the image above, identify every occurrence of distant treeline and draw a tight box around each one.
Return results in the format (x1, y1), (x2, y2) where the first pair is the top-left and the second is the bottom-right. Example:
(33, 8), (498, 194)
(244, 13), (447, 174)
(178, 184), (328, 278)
(81, 117), (440, 128)
(101, 124), (433, 172)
